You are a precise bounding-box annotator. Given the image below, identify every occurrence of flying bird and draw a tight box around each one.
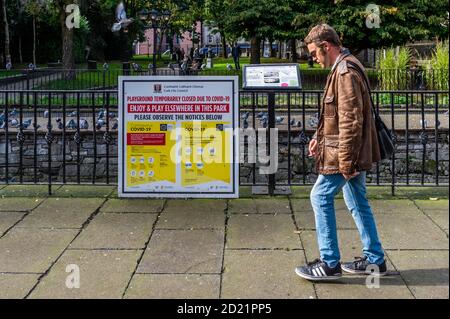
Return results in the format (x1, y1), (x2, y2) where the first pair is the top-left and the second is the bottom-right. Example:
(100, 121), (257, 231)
(111, 2), (134, 33)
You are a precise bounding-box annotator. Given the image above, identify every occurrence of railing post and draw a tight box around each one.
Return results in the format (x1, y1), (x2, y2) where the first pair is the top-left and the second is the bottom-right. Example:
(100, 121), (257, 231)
(268, 91), (276, 196)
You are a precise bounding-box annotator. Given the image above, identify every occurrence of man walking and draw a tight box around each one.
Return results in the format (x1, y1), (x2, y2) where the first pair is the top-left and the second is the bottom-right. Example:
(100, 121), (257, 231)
(295, 24), (386, 281)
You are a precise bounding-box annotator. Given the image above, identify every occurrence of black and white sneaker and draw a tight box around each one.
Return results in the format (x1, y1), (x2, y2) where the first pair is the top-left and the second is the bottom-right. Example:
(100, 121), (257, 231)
(295, 258), (342, 282)
(341, 256), (387, 276)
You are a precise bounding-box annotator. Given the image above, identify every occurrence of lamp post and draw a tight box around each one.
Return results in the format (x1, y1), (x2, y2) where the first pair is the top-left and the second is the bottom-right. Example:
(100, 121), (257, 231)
(139, 8), (171, 75)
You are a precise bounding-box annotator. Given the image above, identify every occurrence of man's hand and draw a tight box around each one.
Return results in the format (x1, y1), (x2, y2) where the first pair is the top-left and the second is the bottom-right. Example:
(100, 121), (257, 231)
(343, 171), (360, 180)
(308, 139), (318, 157)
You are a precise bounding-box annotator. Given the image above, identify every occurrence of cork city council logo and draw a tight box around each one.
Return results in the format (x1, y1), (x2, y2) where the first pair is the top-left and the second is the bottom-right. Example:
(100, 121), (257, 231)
(153, 84), (162, 93)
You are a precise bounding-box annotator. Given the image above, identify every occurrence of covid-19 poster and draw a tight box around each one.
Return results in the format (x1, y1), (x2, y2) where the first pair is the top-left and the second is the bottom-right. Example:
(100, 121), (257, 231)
(118, 76), (239, 198)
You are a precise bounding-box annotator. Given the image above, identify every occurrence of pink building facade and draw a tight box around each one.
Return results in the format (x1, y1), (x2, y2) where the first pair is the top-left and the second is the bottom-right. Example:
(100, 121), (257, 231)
(135, 22), (203, 56)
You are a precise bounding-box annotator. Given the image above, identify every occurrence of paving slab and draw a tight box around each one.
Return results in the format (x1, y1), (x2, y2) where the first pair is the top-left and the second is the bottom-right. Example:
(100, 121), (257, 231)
(0, 228), (78, 273)
(0, 212), (25, 235)
(137, 229), (224, 274)
(52, 185), (115, 198)
(221, 250), (315, 299)
(124, 274), (220, 299)
(254, 198), (291, 214)
(226, 214), (299, 249)
(414, 199), (449, 212)
(375, 212), (449, 250)
(387, 250), (449, 299)
(156, 209), (225, 229)
(70, 213), (157, 249)
(314, 273), (414, 299)
(228, 199), (258, 214)
(18, 198), (104, 228)
(370, 200), (421, 214)
(164, 199), (227, 214)
(28, 250), (140, 299)
(397, 187), (449, 200)
(0, 198), (44, 212)
(101, 199), (164, 213)
(414, 200), (449, 230)
(0, 185), (54, 198)
(0, 274), (41, 299)
(295, 210), (357, 230)
(291, 198), (348, 213)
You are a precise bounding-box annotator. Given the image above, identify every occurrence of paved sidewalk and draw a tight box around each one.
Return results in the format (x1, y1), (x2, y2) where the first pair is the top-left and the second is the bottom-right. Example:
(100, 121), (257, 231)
(0, 185), (448, 299)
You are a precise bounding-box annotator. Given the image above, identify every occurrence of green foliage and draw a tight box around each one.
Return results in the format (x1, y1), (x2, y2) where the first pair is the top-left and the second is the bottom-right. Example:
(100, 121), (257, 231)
(377, 47), (411, 90)
(428, 40), (449, 90)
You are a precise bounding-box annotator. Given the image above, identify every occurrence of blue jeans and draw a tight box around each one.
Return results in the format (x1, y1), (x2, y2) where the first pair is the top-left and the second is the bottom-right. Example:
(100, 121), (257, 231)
(310, 172), (385, 268)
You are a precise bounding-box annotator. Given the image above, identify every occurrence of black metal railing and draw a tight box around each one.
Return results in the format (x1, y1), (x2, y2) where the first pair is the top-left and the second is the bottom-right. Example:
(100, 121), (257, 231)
(1, 67), (448, 91)
(0, 89), (448, 195)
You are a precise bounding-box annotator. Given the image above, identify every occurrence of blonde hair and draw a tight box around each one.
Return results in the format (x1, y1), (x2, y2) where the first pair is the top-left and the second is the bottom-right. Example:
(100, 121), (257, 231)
(304, 24), (342, 48)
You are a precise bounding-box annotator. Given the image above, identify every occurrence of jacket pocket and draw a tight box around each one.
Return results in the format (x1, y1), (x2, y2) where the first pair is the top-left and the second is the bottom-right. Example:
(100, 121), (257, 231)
(323, 94), (336, 118)
(323, 135), (339, 168)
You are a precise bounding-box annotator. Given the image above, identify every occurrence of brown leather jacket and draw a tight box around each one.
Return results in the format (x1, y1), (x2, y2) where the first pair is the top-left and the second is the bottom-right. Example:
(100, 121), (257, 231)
(313, 53), (381, 175)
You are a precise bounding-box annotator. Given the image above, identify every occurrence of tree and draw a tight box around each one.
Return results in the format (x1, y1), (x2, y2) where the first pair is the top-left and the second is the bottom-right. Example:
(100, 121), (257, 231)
(293, 0), (449, 55)
(223, 0), (294, 64)
(24, 0), (48, 65)
(1, 0), (11, 67)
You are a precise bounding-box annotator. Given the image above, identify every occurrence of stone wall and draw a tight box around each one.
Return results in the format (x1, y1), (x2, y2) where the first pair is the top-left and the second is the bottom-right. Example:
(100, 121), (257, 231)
(0, 130), (448, 185)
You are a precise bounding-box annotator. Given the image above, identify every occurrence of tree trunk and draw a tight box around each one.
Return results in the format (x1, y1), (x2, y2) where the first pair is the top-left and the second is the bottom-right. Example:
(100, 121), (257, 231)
(276, 40), (282, 59)
(289, 39), (298, 62)
(221, 32), (227, 58)
(32, 16), (36, 65)
(59, 1), (75, 79)
(1, 0), (11, 67)
(250, 36), (261, 64)
(18, 37), (23, 64)
(269, 38), (275, 58)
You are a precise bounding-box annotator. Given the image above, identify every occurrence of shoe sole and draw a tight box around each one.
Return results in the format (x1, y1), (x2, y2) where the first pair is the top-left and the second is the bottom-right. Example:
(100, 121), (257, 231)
(295, 268), (342, 282)
(341, 265), (387, 276)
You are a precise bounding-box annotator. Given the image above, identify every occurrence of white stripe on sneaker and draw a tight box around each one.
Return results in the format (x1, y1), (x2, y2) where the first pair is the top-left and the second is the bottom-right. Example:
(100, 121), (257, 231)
(312, 268), (319, 276)
(319, 267), (326, 276)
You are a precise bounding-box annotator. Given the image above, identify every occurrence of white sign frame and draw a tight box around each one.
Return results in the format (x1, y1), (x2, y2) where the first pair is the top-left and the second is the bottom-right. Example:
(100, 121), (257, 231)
(118, 76), (239, 198)
(243, 63), (302, 90)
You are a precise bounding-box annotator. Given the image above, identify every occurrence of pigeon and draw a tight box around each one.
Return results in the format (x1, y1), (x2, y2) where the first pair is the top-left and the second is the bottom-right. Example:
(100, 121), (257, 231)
(111, 2), (134, 32)
(108, 112), (116, 118)
(241, 112), (250, 121)
(256, 112), (266, 119)
(5, 62), (12, 70)
(261, 118), (268, 128)
(10, 108), (17, 117)
(56, 118), (64, 130)
(97, 109), (106, 120)
(69, 111), (77, 117)
(10, 119), (19, 127)
(66, 119), (76, 130)
(96, 119), (105, 130)
(0, 112), (5, 122)
(276, 116), (284, 124)
(111, 121), (119, 130)
(79, 119), (89, 130)
(22, 119), (32, 129)
(0, 121), (5, 129)
(43, 110), (49, 118)
(289, 118), (296, 126)
(296, 120), (303, 128)
(243, 119), (249, 129)
(200, 64), (207, 70)
(226, 64), (233, 70)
